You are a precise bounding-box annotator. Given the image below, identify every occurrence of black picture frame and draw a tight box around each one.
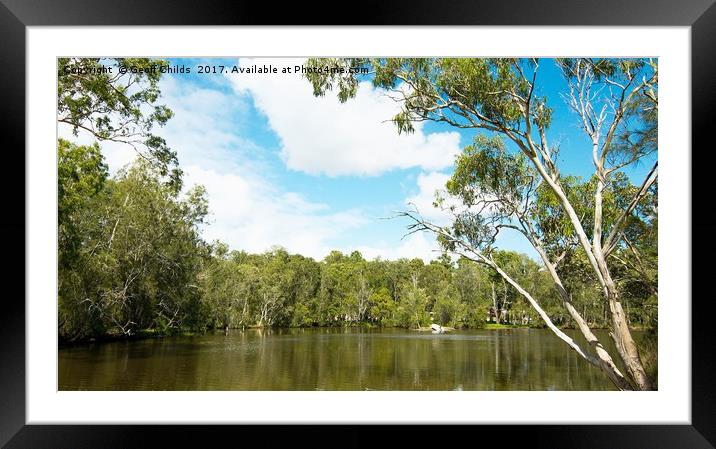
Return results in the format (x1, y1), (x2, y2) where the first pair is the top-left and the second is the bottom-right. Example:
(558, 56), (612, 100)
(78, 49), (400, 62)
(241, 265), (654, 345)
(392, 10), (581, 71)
(2, 1), (713, 447)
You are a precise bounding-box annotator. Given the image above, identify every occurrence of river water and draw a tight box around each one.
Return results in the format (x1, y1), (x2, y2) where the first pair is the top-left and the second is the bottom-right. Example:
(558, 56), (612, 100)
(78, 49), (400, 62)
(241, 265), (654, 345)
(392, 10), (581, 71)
(59, 327), (624, 390)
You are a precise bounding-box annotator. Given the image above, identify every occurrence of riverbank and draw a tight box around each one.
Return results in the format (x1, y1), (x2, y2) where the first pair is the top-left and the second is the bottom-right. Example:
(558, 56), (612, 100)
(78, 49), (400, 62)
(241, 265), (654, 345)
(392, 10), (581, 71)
(60, 321), (622, 347)
(59, 328), (201, 349)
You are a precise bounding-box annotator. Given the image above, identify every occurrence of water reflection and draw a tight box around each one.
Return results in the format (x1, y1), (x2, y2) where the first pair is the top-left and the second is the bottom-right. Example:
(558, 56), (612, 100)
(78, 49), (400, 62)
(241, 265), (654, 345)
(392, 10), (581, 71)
(59, 328), (623, 391)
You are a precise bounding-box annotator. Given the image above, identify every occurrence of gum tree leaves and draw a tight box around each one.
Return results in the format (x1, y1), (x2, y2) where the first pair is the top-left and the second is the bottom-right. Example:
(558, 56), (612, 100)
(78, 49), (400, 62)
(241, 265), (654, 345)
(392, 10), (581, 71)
(58, 57), (181, 191)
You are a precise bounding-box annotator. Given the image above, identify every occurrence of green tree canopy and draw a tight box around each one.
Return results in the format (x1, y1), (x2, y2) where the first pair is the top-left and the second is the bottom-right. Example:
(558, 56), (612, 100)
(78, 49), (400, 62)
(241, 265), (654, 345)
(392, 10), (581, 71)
(58, 57), (181, 190)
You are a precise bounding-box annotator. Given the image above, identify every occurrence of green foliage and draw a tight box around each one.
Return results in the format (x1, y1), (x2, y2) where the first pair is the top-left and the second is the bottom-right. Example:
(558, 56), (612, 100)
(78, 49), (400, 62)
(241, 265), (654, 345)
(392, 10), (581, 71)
(447, 136), (531, 208)
(58, 139), (109, 271)
(58, 166), (652, 338)
(58, 57), (181, 190)
(200, 251), (259, 329)
(304, 58), (553, 135)
(59, 56), (218, 339)
(432, 281), (464, 326)
(58, 159), (209, 341)
(394, 282), (430, 329)
(369, 287), (396, 327)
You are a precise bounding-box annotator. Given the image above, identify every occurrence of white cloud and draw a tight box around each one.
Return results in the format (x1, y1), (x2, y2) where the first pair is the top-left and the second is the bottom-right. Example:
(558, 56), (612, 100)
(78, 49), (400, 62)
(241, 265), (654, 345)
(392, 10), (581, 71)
(405, 171), (455, 224)
(228, 58), (462, 177)
(156, 77), (373, 260)
(351, 232), (443, 262)
(57, 123), (137, 173)
(183, 165), (367, 260)
(158, 76), (265, 175)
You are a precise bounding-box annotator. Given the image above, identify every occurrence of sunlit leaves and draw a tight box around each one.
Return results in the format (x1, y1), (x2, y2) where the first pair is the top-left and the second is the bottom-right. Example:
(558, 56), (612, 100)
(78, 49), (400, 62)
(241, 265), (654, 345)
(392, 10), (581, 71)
(58, 57), (180, 189)
(303, 57), (367, 103)
(58, 139), (108, 225)
(58, 139), (109, 282)
(305, 58), (552, 136)
(447, 135), (532, 209)
(58, 159), (209, 340)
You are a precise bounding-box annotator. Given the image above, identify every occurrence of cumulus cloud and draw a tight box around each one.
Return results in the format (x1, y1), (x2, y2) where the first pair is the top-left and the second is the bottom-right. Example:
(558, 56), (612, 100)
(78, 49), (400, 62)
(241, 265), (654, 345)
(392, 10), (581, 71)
(57, 75), (257, 177)
(227, 58), (462, 177)
(352, 232), (443, 262)
(158, 76), (264, 175)
(157, 77), (373, 259)
(183, 165), (368, 260)
(404, 171), (455, 224)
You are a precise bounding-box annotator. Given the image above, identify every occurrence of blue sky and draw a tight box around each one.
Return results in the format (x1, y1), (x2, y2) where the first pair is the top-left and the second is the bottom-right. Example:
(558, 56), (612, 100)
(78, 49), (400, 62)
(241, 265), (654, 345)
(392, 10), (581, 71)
(84, 57), (656, 262)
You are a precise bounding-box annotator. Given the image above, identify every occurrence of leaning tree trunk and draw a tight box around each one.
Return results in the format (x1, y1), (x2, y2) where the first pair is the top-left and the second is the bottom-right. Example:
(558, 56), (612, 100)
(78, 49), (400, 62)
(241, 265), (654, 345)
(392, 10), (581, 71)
(484, 258), (635, 390)
(600, 266), (653, 391)
(403, 215), (637, 391)
(528, 233), (635, 391)
(531, 157), (653, 390)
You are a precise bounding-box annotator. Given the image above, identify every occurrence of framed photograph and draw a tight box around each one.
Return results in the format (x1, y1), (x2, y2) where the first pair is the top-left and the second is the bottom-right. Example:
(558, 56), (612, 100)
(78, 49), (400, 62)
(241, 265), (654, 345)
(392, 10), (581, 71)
(5, 0), (714, 447)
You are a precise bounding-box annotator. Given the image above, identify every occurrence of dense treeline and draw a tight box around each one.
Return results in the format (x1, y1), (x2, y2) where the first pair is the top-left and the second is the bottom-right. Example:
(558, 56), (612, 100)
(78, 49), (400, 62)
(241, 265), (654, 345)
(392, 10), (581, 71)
(58, 141), (209, 340)
(58, 141), (656, 340)
(201, 244), (656, 332)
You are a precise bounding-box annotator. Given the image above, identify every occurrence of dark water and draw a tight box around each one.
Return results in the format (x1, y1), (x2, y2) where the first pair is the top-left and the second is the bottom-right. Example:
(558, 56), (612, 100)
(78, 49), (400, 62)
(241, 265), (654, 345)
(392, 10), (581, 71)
(59, 328), (625, 391)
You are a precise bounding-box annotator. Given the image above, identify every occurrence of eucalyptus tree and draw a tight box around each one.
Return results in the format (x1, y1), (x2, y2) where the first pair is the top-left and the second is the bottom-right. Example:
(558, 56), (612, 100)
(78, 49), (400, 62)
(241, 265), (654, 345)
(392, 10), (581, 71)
(284, 253), (322, 327)
(58, 57), (181, 190)
(58, 139), (108, 274)
(395, 280), (430, 329)
(200, 242), (260, 330)
(253, 248), (297, 327)
(452, 257), (490, 327)
(369, 287), (396, 326)
(59, 160), (209, 340)
(419, 260), (452, 310)
(432, 280), (464, 326)
(304, 58), (658, 390)
(58, 140), (110, 339)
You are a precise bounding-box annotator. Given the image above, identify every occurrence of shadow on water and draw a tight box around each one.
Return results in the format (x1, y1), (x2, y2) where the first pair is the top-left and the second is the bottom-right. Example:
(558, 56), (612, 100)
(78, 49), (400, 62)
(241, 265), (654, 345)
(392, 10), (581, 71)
(59, 327), (629, 391)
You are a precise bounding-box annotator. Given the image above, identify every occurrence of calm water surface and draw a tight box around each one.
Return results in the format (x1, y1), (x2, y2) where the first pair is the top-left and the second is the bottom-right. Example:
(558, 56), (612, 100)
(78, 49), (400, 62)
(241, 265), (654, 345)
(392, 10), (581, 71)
(59, 328), (624, 390)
